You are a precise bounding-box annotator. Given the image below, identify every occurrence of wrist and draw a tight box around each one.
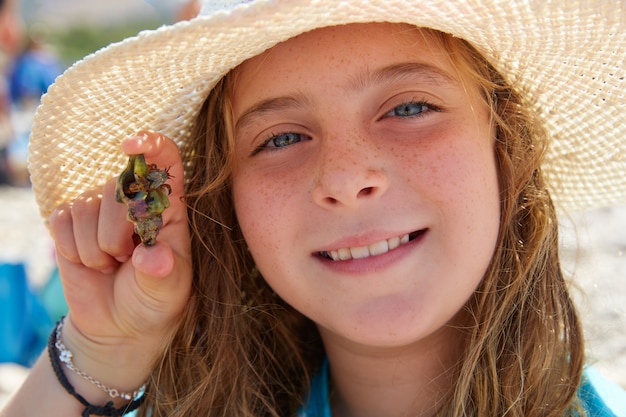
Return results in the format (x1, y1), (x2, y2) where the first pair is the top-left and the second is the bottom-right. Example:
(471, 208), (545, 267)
(47, 318), (148, 416)
(55, 316), (156, 406)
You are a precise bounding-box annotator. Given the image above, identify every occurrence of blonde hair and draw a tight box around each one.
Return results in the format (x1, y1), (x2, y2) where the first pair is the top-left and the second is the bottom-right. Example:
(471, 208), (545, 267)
(138, 27), (584, 417)
(429, 32), (585, 416)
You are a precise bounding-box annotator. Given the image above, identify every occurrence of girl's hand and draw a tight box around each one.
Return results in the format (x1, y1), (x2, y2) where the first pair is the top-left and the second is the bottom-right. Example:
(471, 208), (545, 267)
(47, 131), (192, 401)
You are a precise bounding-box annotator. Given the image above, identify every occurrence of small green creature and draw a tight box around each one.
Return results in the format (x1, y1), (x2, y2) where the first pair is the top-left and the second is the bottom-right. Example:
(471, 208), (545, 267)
(115, 154), (172, 246)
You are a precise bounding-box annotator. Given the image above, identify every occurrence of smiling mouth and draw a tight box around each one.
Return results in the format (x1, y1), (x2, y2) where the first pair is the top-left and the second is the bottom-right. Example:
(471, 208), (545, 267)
(318, 230), (425, 261)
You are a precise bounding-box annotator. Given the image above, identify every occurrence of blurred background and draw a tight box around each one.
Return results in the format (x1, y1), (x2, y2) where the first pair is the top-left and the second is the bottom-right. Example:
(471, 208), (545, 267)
(0, 0), (624, 409)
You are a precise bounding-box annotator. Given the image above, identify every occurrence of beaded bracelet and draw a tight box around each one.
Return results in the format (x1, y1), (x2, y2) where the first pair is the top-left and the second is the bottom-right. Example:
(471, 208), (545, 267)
(48, 317), (146, 417)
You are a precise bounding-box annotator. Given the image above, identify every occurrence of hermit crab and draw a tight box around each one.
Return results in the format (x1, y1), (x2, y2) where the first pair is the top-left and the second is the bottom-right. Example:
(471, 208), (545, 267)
(115, 154), (172, 246)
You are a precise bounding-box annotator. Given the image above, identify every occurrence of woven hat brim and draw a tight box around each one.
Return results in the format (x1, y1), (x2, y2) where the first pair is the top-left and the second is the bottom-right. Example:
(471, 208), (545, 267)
(28, 0), (626, 220)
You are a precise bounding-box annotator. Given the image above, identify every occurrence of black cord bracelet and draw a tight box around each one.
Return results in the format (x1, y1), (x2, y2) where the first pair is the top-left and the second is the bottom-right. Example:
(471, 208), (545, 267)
(48, 318), (146, 417)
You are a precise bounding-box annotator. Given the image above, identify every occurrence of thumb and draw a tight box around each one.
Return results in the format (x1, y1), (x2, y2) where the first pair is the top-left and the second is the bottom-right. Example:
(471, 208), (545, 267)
(115, 240), (191, 336)
(132, 241), (175, 279)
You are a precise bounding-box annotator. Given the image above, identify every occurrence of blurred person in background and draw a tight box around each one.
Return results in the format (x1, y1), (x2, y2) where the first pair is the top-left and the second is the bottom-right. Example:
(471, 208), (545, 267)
(0, 0), (51, 397)
(0, 0), (23, 185)
(7, 27), (62, 186)
(9, 29), (62, 111)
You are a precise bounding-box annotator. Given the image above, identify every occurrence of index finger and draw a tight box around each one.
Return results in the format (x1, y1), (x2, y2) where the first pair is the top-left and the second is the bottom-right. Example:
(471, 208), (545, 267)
(121, 131), (184, 186)
(120, 130), (186, 205)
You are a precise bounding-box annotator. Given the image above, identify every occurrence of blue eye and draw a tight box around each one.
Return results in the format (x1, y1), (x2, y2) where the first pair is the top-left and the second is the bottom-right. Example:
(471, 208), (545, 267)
(387, 101), (433, 118)
(253, 132), (310, 155)
(268, 132), (304, 148)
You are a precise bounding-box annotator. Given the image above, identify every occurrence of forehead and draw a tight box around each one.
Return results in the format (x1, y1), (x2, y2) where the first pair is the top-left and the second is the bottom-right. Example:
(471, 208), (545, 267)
(241, 23), (452, 72)
(249, 22), (447, 60)
(231, 23), (468, 109)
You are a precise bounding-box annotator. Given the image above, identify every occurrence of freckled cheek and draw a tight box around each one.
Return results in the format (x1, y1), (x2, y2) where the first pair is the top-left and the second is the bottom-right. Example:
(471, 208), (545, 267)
(402, 140), (499, 216)
(434, 150), (500, 240)
(388, 142), (465, 198)
(232, 173), (298, 248)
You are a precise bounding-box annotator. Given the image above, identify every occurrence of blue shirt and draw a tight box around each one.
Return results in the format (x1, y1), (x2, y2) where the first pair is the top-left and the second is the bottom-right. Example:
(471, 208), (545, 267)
(298, 359), (626, 417)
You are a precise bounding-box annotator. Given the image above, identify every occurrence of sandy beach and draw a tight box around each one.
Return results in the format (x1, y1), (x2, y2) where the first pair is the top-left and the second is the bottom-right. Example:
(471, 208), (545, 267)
(559, 204), (626, 388)
(0, 185), (625, 403)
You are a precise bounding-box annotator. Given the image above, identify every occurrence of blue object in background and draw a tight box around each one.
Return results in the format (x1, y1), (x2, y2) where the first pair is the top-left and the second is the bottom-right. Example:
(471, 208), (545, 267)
(39, 267), (68, 323)
(0, 262), (54, 366)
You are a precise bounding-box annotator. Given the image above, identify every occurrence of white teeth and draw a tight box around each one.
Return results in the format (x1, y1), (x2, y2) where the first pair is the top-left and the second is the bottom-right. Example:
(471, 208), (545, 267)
(388, 236), (400, 250)
(322, 233), (412, 261)
(338, 248), (351, 260)
(350, 246), (370, 259)
(368, 240), (389, 256)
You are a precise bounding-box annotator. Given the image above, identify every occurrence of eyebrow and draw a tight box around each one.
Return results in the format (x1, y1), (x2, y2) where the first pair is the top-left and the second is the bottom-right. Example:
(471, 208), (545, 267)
(234, 62), (456, 133)
(346, 62), (457, 92)
(235, 93), (312, 133)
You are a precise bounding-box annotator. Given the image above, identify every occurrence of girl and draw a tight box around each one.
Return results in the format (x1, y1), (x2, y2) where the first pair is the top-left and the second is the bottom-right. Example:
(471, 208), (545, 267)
(4, 1), (626, 416)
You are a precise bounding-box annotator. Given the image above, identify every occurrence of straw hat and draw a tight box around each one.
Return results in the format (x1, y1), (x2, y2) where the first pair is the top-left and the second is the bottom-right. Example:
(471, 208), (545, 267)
(28, 0), (626, 220)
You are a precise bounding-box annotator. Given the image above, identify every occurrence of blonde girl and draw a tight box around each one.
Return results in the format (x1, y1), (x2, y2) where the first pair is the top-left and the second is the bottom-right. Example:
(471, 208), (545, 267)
(3, 1), (626, 416)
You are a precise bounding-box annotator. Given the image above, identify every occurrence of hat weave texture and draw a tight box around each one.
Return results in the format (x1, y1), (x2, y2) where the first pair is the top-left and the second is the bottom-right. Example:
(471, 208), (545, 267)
(28, 0), (626, 219)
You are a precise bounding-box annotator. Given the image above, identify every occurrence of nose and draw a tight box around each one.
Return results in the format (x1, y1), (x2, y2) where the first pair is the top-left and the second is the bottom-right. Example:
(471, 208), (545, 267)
(312, 134), (389, 209)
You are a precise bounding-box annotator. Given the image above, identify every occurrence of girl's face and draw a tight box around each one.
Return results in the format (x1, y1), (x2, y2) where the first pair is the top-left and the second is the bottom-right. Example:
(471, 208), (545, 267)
(231, 23), (500, 349)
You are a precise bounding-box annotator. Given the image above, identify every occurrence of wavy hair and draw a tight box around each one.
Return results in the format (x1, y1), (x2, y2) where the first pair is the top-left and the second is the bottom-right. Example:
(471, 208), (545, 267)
(138, 26), (584, 417)
(429, 31), (585, 416)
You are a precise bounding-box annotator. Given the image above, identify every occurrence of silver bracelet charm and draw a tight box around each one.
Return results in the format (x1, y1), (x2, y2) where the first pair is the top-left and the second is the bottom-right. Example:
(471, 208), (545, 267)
(54, 318), (146, 401)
